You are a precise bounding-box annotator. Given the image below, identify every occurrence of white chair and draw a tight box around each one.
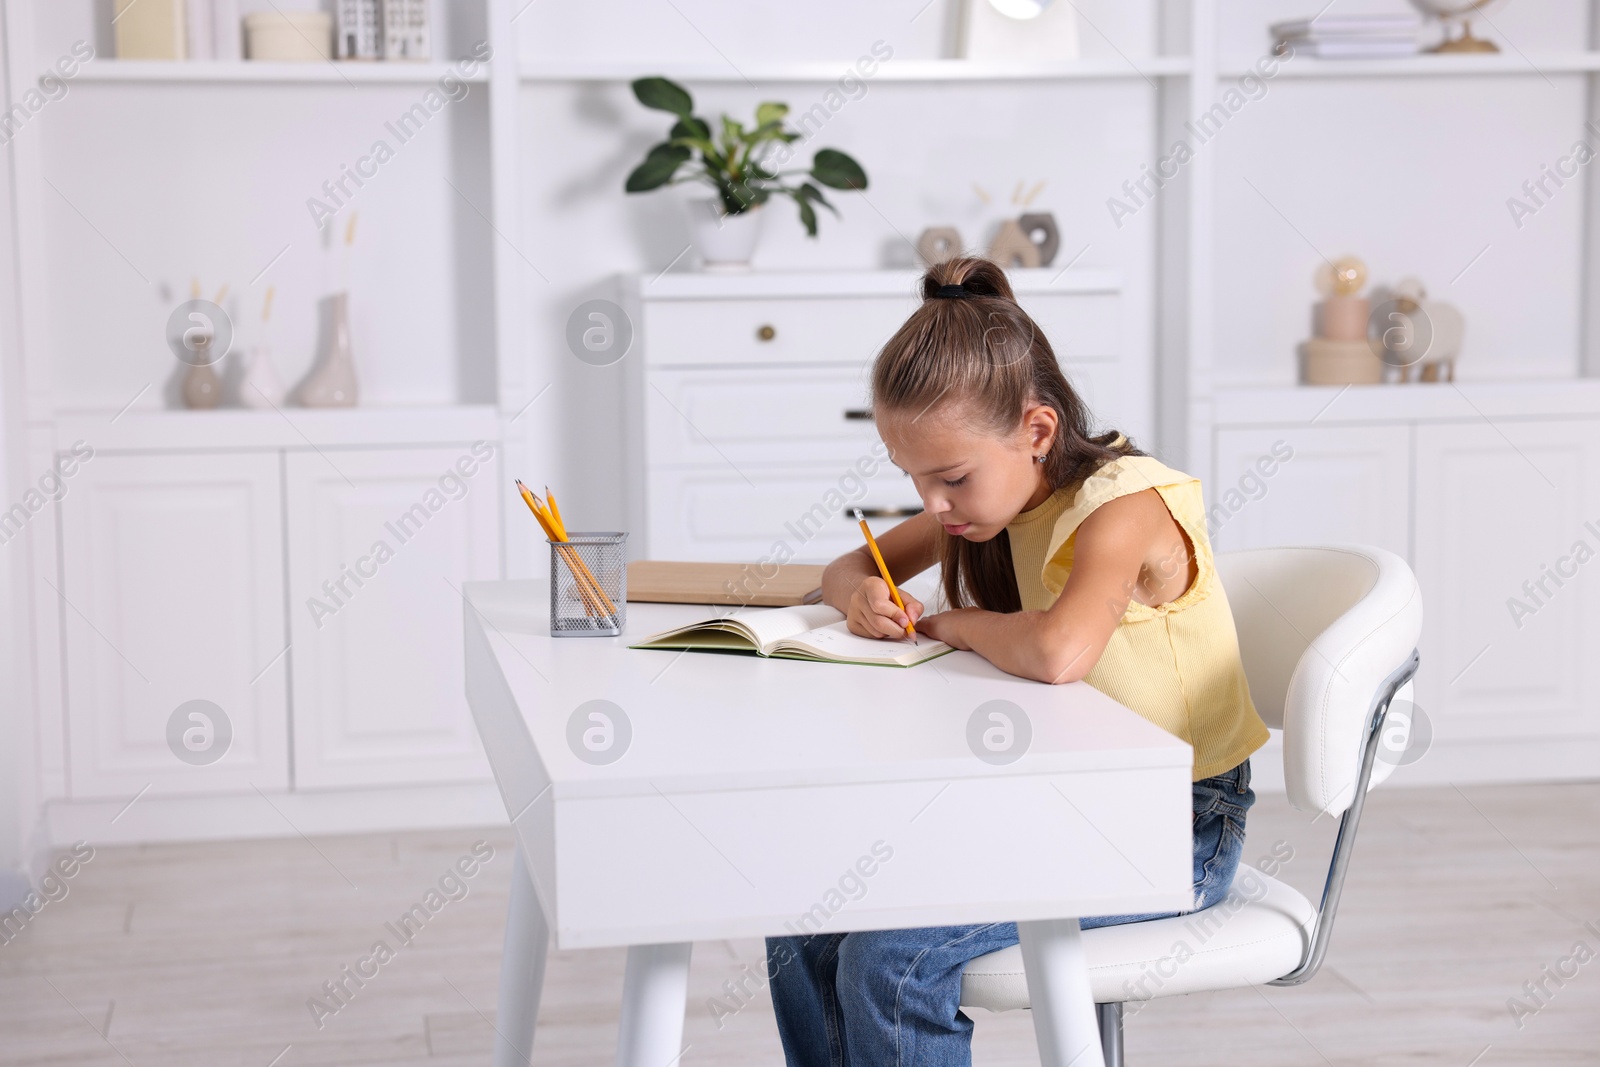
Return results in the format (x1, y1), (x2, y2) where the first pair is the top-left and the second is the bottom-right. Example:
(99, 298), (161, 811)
(959, 545), (1423, 1066)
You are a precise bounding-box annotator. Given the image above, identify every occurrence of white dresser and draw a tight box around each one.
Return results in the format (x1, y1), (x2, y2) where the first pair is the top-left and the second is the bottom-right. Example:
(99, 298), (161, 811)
(623, 269), (1136, 564)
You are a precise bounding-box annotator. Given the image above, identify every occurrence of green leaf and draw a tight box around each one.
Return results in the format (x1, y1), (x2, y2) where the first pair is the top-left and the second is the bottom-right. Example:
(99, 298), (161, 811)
(624, 145), (689, 192)
(722, 180), (761, 212)
(670, 117), (711, 142)
(797, 197), (818, 237)
(700, 145), (730, 176)
(755, 102), (788, 126)
(748, 120), (789, 144)
(720, 115), (748, 151)
(799, 181), (837, 215)
(811, 148), (868, 191)
(631, 77), (693, 117)
(669, 132), (720, 158)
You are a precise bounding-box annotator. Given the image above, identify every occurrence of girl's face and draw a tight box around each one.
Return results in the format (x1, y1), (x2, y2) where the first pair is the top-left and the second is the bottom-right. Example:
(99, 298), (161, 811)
(877, 402), (1058, 541)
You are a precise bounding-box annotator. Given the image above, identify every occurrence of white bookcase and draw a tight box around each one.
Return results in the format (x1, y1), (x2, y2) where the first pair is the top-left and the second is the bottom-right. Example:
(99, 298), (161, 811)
(5, 0), (1600, 852)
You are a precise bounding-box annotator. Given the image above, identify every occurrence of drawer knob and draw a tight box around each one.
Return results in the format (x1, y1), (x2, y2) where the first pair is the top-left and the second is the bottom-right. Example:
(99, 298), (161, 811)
(843, 409), (873, 421)
(756, 324), (776, 342)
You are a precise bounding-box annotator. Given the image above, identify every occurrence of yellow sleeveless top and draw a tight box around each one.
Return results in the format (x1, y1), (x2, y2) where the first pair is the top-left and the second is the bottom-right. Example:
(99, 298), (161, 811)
(1006, 444), (1269, 781)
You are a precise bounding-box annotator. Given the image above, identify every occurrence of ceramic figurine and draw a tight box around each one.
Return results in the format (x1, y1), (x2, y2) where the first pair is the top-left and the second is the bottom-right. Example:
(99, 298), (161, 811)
(916, 227), (962, 267)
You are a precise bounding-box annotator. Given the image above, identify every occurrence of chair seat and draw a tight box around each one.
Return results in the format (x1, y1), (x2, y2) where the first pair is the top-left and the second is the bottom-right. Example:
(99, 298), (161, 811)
(959, 870), (1316, 1011)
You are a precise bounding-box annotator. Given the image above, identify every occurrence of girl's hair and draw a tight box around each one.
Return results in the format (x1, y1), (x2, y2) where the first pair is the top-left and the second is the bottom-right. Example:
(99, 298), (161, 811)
(871, 255), (1144, 613)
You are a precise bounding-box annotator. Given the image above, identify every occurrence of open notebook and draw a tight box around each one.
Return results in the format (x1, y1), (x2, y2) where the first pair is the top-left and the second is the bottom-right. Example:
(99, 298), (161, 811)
(630, 603), (952, 668)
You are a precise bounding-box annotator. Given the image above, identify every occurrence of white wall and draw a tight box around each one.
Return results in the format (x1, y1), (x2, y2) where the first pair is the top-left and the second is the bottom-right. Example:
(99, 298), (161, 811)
(512, 0), (1174, 529)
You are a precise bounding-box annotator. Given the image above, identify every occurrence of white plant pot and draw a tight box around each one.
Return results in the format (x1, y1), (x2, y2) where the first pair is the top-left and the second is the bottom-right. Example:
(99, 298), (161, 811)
(688, 197), (765, 271)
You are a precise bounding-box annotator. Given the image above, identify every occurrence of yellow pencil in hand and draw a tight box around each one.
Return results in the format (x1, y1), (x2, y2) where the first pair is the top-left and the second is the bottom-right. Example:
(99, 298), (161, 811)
(853, 507), (917, 644)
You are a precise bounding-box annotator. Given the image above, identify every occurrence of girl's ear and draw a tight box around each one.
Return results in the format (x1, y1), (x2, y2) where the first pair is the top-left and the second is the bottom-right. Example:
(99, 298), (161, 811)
(1022, 403), (1058, 456)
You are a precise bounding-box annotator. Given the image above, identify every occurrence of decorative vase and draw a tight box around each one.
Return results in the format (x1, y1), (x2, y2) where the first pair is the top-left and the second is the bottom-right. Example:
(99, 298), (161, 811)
(295, 292), (358, 407)
(181, 360), (221, 408)
(688, 198), (764, 271)
(238, 344), (284, 408)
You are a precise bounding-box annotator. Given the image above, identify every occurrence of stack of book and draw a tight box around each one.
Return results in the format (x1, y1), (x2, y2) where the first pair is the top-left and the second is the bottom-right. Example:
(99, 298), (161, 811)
(1272, 14), (1422, 59)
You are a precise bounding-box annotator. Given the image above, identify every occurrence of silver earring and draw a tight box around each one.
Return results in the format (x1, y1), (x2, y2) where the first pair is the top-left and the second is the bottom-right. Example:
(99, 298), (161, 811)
(1034, 454), (1046, 464)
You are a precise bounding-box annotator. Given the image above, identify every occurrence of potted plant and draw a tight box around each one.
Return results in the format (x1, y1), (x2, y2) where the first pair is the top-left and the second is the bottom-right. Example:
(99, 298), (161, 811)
(624, 76), (869, 270)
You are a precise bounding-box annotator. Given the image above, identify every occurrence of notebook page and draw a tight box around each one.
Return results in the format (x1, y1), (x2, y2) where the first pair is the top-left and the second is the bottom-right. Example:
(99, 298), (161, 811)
(776, 620), (951, 665)
(734, 602), (845, 651)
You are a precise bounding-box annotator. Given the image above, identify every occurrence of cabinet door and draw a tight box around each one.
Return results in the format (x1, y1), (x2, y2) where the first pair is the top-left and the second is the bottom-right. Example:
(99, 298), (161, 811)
(1413, 420), (1600, 740)
(285, 446), (498, 788)
(60, 452), (288, 797)
(1210, 426), (1410, 556)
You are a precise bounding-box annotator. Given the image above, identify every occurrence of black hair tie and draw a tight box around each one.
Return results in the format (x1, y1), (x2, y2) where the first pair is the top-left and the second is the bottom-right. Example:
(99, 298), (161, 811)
(933, 283), (970, 299)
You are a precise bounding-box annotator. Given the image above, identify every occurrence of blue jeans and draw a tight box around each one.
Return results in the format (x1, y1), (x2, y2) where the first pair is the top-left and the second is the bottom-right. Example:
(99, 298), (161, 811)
(765, 758), (1255, 1067)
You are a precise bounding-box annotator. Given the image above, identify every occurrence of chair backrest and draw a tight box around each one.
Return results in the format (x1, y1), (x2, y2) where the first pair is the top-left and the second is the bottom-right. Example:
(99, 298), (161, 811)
(1215, 546), (1423, 817)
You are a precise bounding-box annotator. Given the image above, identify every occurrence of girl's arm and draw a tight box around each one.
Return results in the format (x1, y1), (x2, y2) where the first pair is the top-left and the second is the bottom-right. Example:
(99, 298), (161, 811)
(823, 510), (943, 639)
(916, 490), (1189, 684)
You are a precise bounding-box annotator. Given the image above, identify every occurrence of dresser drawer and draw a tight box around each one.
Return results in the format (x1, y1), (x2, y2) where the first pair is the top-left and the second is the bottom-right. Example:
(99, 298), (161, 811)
(644, 359), (1131, 469)
(641, 464), (923, 564)
(642, 295), (914, 367)
(640, 291), (1121, 367)
(644, 367), (878, 467)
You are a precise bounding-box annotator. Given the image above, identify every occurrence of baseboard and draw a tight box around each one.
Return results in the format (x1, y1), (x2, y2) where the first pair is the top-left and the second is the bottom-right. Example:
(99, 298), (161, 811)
(43, 780), (509, 848)
(1247, 731), (1600, 797)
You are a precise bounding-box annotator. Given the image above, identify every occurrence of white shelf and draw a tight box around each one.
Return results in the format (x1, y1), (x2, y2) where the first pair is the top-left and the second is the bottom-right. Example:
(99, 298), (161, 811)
(520, 57), (1192, 83)
(1219, 51), (1600, 79)
(1212, 379), (1600, 426)
(54, 404), (501, 451)
(75, 60), (489, 84)
(637, 267), (1121, 300)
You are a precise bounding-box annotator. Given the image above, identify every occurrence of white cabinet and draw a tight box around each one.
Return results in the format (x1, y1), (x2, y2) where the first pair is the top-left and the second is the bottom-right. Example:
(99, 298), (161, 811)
(628, 269), (1129, 561)
(59, 452), (289, 798)
(1210, 425), (1411, 556)
(284, 447), (498, 788)
(644, 463), (918, 564)
(1412, 419), (1600, 741)
(56, 432), (501, 805)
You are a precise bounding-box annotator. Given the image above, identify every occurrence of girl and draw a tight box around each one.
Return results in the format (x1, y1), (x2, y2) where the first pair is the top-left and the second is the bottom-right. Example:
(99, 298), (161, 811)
(765, 256), (1270, 1067)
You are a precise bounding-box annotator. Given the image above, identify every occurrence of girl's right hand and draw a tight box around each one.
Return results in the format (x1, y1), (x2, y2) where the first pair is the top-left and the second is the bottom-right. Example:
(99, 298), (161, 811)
(846, 576), (924, 640)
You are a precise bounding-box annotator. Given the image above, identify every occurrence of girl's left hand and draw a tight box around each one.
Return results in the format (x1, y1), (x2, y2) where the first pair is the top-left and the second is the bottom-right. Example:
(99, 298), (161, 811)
(915, 609), (980, 650)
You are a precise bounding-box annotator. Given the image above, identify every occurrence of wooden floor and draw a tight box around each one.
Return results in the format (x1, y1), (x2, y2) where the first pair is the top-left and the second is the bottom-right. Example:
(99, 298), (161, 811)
(3, 780), (1598, 1066)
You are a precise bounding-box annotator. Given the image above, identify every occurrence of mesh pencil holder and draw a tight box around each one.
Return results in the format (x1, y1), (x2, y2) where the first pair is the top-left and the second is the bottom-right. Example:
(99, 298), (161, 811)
(548, 532), (628, 638)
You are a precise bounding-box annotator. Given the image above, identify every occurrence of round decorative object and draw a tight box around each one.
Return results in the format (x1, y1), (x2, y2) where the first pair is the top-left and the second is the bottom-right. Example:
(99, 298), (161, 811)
(756, 324), (776, 341)
(1331, 256), (1367, 296)
(1407, 0), (1502, 53)
(916, 227), (963, 267)
(1017, 212), (1061, 267)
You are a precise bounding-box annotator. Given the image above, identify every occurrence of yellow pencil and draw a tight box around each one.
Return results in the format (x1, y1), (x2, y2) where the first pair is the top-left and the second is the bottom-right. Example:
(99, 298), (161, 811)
(545, 486), (565, 535)
(516, 480), (619, 621)
(853, 507), (917, 644)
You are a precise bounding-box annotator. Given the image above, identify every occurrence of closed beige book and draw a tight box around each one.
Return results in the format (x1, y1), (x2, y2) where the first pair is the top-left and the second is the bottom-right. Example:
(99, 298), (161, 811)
(626, 560), (825, 607)
(115, 0), (187, 60)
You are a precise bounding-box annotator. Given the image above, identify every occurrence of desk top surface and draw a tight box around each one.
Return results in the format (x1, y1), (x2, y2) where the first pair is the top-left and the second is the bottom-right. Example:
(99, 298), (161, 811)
(465, 580), (1192, 797)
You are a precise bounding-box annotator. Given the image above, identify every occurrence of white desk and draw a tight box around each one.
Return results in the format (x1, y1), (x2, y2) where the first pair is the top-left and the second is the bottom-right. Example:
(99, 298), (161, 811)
(462, 580), (1192, 1067)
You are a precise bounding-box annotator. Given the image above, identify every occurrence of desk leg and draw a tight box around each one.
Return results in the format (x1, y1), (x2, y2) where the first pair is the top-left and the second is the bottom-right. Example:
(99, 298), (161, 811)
(615, 942), (693, 1067)
(494, 847), (548, 1067)
(1018, 918), (1107, 1067)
